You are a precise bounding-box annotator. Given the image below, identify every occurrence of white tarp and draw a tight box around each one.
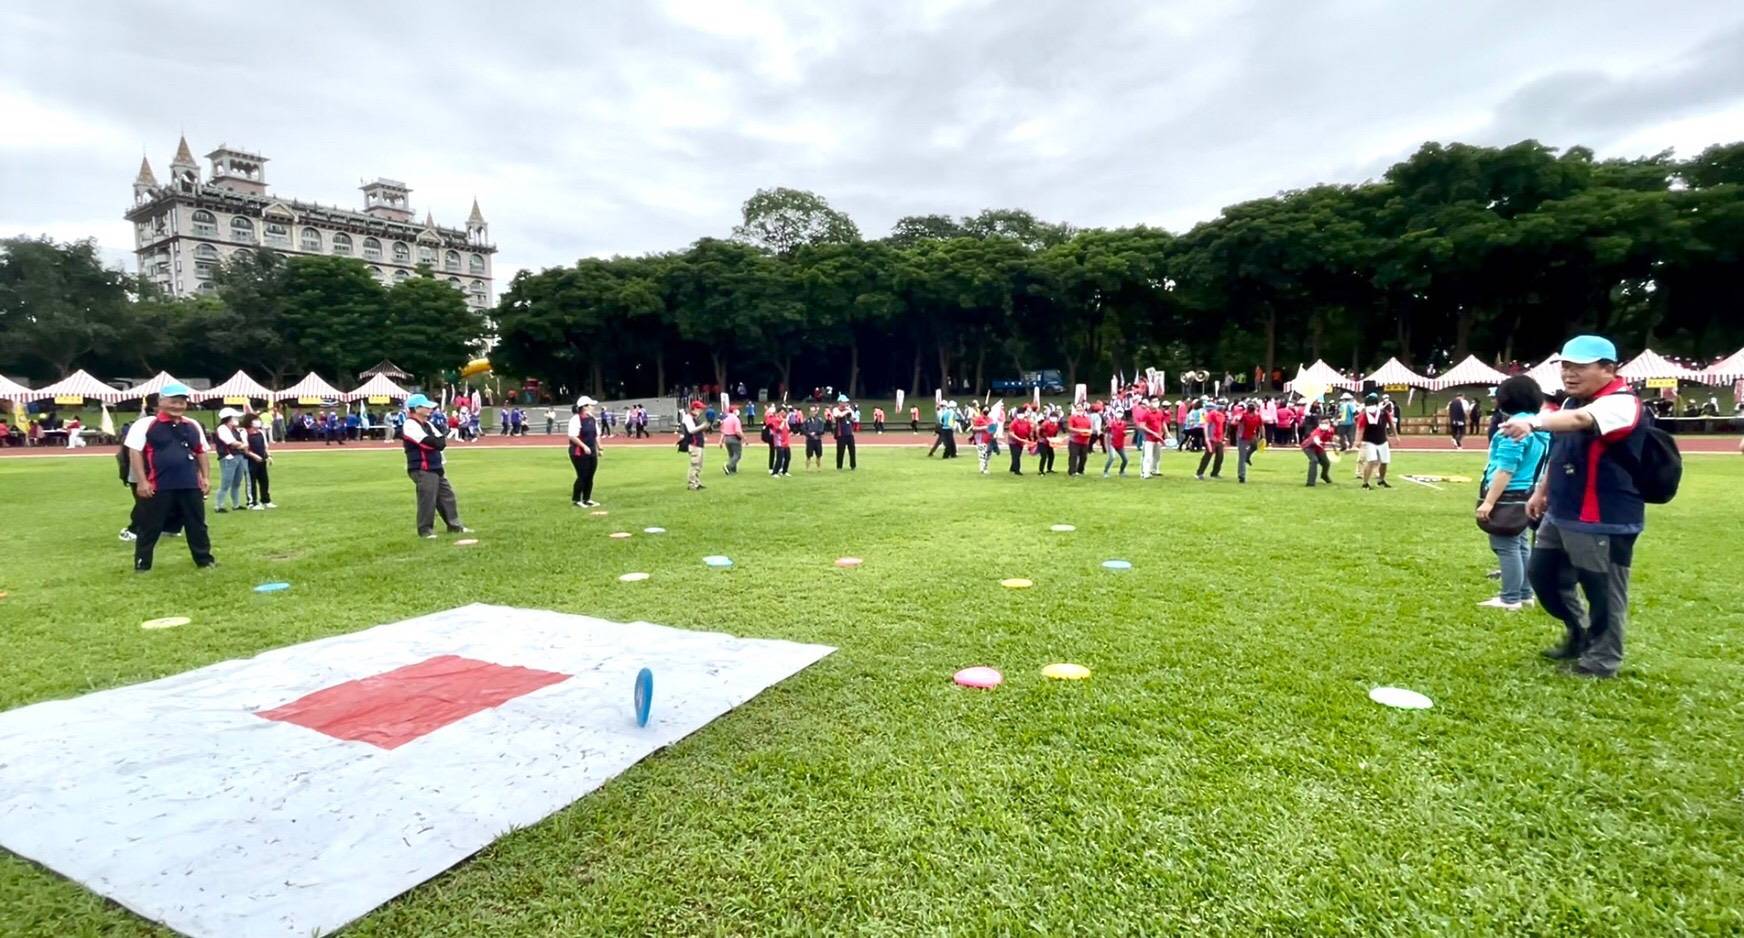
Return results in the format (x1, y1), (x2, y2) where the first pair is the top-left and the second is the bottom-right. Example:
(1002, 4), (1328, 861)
(0, 603), (834, 938)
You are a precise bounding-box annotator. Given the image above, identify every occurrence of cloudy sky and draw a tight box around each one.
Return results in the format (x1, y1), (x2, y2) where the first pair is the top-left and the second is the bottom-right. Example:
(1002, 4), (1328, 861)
(3, 0), (1741, 279)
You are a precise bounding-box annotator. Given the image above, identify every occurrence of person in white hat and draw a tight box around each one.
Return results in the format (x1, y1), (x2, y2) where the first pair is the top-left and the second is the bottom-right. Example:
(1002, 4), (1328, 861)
(567, 396), (601, 507)
(212, 408), (249, 513)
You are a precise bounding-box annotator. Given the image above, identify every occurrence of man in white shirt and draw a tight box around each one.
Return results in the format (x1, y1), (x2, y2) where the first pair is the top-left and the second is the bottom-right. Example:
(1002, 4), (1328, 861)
(681, 398), (708, 490)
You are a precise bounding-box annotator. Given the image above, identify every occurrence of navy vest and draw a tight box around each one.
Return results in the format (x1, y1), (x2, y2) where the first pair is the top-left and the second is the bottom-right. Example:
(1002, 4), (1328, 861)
(1545, 383), (1647, 532)
(403, 420), (445, 473)
(144, 418), (204, 490)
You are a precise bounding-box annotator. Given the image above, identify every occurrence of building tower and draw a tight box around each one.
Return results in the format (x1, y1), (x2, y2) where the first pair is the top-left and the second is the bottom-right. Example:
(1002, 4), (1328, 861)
(169, 135), (199, 192)
(133, 156), (158, 205)
(467, 198), (489, 246)
(206, 146), (269, 195)
(361, 179), (413, 222)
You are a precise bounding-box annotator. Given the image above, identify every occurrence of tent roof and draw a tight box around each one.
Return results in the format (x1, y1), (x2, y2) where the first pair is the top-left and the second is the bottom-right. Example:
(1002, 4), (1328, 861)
(1618, 349), (1700, 381)
(1524, 355), (1563, 394)
(115, 370), (186, 400)
(1362, 357), (1432, 388)
(33, 369), (125, 402)
(0, 375), (31, 401)
(358, 359), (412, 380)
(346, 373), (411, 401)
(1702, 346), (1744, 383)
(1283, 359), (1360, 393)
(273, 372), (345, 401)
(196, 370), (274, 402)
(1431, 355), (1510, 389)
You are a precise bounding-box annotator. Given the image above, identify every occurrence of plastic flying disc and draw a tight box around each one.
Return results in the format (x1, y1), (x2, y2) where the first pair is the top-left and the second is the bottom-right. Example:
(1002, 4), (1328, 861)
(590, 510), (609, 516)
(1369, 686), (1433, 710)
(609, 531), (633, 539)
(643, 527), (666, 534)
(1000, 578), (1033, 589)
(835, 557), (863, 568)
(953, 666), (1004, 689)
(1050, 524), (1076, 533)
(253, 581), (290, 593)
(141, 616), (189, 630)
(703, 555), (733, 568)
(634, 667), (653, 726)
(454, 538), (479, 546)
(1102, 560), (1133, 571)
(1325, 450), (1343, 464)
(1042, 663), (1091, 681)
(619, 572), (651, 583)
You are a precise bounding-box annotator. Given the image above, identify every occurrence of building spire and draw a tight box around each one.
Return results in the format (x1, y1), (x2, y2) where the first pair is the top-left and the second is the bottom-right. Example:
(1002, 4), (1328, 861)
(171, 134), (196, 167)
(467, 198), (485, 226)
(424, 210), (435, 227)
(135, 155), (159, 187)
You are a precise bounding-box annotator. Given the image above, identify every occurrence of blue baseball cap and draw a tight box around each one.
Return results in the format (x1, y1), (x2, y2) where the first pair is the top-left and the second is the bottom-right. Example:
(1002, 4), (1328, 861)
(159, 381), (192, 398)
(405, 393), (435, 410)
(1560, 335), (1618, 364)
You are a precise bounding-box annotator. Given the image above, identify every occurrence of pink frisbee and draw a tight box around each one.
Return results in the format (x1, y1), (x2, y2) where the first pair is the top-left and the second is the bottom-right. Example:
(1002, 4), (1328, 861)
(835, 557), (863, 568)
(953, 666), (1004, 689)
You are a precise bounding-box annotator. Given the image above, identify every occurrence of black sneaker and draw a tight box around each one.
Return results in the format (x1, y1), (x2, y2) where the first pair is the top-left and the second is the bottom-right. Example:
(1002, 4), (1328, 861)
(1540, 643), (1581, 661)
(1377, 480), (1392, 488)
(1362, 483), (1372, 490)
(214, 507), (228, 514)
(1571, 663), (1616, 678)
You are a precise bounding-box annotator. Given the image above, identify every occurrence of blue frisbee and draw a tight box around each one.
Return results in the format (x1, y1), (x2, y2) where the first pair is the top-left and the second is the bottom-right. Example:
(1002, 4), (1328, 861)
(702, 555), (733, 568)
(633, 667), (653, 727)
(254, 581), (291, 593)
(1101, 560), (1133, 571)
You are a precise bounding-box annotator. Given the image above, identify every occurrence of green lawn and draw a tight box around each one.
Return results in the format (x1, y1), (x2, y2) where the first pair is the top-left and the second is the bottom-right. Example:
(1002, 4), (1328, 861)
(2, 444), (1742, 935)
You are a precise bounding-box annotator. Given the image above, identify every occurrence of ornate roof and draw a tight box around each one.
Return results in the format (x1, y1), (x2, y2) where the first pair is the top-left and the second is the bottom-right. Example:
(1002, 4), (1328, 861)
(467, 198), (485, 225)
(171, 135), (196, 167)
(135, 156), (158, 187)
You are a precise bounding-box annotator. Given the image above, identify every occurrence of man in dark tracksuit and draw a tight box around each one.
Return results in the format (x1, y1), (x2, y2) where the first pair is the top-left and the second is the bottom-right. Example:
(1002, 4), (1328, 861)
(125, 383), (214, 571)
(832, 402), (857, 470)
(802, 407), (827, 470)
(402, 394), (469, 539)
(568, 395), (601, 507)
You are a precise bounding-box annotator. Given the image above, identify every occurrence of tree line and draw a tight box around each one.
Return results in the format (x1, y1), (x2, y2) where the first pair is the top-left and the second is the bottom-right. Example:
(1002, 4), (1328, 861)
(3, 138), (1740, 398)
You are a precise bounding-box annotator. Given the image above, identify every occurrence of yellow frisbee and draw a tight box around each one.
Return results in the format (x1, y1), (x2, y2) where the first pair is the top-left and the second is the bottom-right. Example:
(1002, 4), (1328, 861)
(1042, 663), (1091, 680)
(141, 616), (190, 630)
(1001, 578), (1033, 589)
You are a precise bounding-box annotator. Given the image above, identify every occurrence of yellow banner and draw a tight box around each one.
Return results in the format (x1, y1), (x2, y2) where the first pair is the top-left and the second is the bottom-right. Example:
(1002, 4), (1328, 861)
(1383, 384), (1409, 392)
(224, 396), (248, 405)
(1643, 378), (1679, 389)
(367, 395), (391, 405)
(54, 395), (85, 405)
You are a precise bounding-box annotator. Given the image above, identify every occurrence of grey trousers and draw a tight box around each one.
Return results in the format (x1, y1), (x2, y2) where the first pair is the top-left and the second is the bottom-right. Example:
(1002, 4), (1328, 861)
(408, 470), (464, 536)
(724, 436), (742, 474)
(1528, 519), (1636, 674)
(1237, 439), (1258, 481)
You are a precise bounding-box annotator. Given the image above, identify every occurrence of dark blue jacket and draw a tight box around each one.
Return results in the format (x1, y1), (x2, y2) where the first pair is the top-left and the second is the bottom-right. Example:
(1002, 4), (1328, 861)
(1545, 379), (1647, 534)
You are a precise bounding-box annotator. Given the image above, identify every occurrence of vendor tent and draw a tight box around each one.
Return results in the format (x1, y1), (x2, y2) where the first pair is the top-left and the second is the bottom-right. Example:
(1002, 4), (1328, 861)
(1702, 347), (1744, 383)
(1283, 359), (1360, 396)
(0, 375), (31, 402)
(1362, 357), (1433, 388)
(32, 370), (125, 403)
(345, 373), (411, 402)
(196, 370), (275, 403)
(273, 372), (345, 403)
(115, 371), (187, 401)
(1430, 355), (1510, 390)
(1618, 349), (1701, 382)
(1523, 355), (1563, 394)
(357, 359), (412, 380)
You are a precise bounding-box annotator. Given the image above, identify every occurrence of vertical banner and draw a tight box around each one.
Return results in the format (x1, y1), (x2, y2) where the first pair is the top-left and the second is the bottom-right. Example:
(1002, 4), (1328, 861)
(1074, 383), (1087, 406)
(720, 391), (730, 413)
(935, 388), (943, 408)
(1109, 375), (1118, 400)
(895, 389), (905, 416)
(1032, 385), (1041, 409)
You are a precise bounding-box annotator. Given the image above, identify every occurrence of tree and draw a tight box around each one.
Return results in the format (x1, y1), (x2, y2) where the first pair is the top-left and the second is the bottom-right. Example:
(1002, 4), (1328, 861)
(380, 273), (488, 385)
(886, 214), (966, 246)
(275, 255), (386, 380)
(0, 237), (133, 380)
(732, 188), (861, 254)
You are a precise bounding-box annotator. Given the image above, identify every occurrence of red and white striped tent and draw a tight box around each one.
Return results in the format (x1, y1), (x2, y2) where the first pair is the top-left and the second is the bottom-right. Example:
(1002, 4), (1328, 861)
(345, 373), (411, 402)
(1362, 357), (1433, 388)
(273, 372), (345, 403)
(115, 371), (187, 401)
(1430, 355), (1509, 390)
(1699, 347), (1744, 384)
(1617, 349), (1701, 382)
(31, 369), (126, 403)
(196, 370), (274, 403)
(0, 375), (31, 402)
(1524, 355), (1563, 394)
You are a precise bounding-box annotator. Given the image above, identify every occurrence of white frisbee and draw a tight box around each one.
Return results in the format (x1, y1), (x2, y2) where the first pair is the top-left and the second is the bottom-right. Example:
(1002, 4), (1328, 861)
(454, 538), (479, 547)
(835, 557), (863, 568)
(703, 555), (733, 568)
(643, 527), (666, 534)
(141, 616), (190, 630)
(1050, 524), (1076, 533)
(618, 572), (651, 582)
(1102, 560), (1133, 571)
(1369, 686), (1433, 710)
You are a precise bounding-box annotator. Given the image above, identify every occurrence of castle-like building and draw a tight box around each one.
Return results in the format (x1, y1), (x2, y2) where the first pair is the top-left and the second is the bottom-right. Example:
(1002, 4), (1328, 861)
(126, 137), (495, 310)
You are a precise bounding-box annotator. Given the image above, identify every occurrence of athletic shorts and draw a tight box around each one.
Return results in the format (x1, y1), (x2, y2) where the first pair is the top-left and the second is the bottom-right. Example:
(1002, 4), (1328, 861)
(1360, 442), (1391, 464)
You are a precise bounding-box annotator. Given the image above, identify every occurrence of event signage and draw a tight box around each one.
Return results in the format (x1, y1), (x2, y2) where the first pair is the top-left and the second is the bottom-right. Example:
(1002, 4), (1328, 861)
(223, 396), (248, 405)
(1644, 378), (1679, 389)
(367, 395), (391, 404)
(296, 396), (323, 405)
(54, 395), (85, 405)
(1384, 384), (1409, 392)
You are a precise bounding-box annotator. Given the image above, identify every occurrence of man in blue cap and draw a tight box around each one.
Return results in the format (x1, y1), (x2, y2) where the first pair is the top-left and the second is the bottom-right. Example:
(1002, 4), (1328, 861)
(1500, 335), (1648, 678)
(124, 382), (215, 571)
(402, 393), (470, 539)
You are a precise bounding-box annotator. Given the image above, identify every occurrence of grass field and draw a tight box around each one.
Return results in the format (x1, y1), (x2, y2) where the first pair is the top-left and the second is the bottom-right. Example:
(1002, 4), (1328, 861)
(2, 443), (1742, 935)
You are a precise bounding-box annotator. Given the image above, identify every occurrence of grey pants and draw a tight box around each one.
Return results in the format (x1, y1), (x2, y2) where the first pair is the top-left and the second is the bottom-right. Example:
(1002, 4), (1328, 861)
(408, 470), (464, 536)
(1304, 448), (1331, 485)
(1237, 439), (1257, 481)
(1528, 519), (1636, 674)
(218, 456), (246, 508)
(724, 436), (742, 474)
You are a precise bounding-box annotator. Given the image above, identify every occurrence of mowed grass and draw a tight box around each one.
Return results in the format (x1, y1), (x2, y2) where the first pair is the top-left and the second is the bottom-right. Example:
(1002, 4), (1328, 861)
(2, 442), (1743, 936)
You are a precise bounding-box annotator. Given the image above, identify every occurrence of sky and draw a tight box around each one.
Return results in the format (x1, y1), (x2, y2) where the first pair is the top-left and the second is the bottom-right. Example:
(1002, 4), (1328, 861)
(2, 0), (1742, 280)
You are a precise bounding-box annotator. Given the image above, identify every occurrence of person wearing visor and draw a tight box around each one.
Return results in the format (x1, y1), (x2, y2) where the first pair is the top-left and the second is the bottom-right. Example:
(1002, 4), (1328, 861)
(402, 393), (470, 539)
(125, 382), (215, 572)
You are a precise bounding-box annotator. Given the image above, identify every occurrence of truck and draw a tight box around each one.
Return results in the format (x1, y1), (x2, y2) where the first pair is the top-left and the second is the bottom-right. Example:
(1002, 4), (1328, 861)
(990, 369), (1066, 395)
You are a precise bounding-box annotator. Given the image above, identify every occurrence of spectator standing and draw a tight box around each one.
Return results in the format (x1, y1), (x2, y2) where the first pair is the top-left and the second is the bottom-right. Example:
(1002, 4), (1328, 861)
(1477, 376), (1550, 611)
(567, 396), (601, 507)
(681, 398), (709, 490)
(832, 400), (857, 470)
(243, 412), (274, 509)
(212, 409), (248, 513)
(126, 384), (214, 571)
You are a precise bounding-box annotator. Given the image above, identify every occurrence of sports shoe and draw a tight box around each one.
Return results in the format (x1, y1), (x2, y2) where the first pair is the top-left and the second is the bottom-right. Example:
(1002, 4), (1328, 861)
(248, 504), (265, 511)
(1571, 663), (1617, 678)
(1362, 483), (1372, 490)
(1377, 480), (1392, 488)
(263, 502), (277, 509)
(118, 528), (137, 542)
(1540, 642), (1580, 661)
(574, 501), (584, 507)
(1519, 597), (1536, 607)
(1477, 597), (1522, 611)
(214, 507), (228, 514)
(423, 534), (438, 539)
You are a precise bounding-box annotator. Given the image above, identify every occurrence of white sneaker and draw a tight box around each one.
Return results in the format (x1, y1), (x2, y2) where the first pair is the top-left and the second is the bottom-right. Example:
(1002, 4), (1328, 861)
(119, 528), (137, 542)
(263, 502), (277, 509)
(1476, 597), (1522, 611)
(248, 504), (265, 511)
(1519, 597), (1537, 608)
(574, 501), (584, 507)
(584, 501), (601, 507)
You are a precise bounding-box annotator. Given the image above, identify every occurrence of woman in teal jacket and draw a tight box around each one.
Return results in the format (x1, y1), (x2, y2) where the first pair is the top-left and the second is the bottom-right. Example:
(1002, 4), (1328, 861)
(1477, 376), (1552, 610)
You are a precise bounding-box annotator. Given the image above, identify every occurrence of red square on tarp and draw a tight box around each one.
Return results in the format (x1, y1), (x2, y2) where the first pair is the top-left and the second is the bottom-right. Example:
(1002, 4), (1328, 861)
(259, 655), (570, 749)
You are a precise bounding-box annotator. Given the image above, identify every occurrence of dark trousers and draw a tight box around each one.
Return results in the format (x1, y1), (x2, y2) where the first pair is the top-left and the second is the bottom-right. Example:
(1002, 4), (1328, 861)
(1009, 443), (1024, 474)
(128, 488), (184, 537)
(134, 489), (212, 570)
(409, 469), (464, 536)
(805, 437), (824, 461)
(1528, 521), (1635, 674)
(570, 453), (598, 503)
(774, 446), (792, 474)
(836, 437), (856, 469)
(1037, 442), (1055, 473)
(1451, 425), (1466, 447)
(247, 459), (271, 505)
(1067, 441), (1089, 475)
(944, 430), (957, 458)
(929, 429), (947, 456)
(768, 442), (778, 470)
(1198, 444), (1226, 478)
(1304, 448), (1331, 485)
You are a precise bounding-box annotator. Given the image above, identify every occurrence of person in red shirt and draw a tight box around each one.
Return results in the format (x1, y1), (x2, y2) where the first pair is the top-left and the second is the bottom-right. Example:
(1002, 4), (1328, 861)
(969, 405), (993, 474)
(1036, 408), (1061, 474)
(1103, 409), (1129, 477)
(872, 406), (886, 434)
(1236, 399), (1264, 483)
(1065, 404), (1094, 476)
(770, 406), (793, 476)
(763, 408), (782, 473)
(1007, 406), (1033, 475)
(1197, 400), (1229, 480)
(1301, 420), (1336, 486)
(1140, 398), (1167, 479)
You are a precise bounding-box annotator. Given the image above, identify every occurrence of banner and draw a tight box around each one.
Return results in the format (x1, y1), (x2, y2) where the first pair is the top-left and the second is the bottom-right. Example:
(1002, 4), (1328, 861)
(720, 391), (729, 413)
(54, 395), (84, 405)
(223, 396), (248, 405)
(1074, 383), (1087, 405)
(1032, 385), (1041, 408)
(367, 396), (391, 405)
(296, 396), (323, 405)
(894, 389), (905, 416)
(1384, 383), (1409, 393)
(1644, 377), (1679, 389)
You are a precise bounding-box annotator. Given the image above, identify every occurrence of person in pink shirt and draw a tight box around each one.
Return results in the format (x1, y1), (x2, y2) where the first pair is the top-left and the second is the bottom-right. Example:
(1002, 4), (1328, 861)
(1260, 397), (1280, 445)
(718, 405), (744, 475)
(1275, 400), (1298, 446)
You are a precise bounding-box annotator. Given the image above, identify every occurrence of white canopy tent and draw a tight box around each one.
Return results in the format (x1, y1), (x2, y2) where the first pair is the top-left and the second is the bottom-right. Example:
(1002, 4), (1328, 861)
(1362, 357), (1433, 388)
(32, 370), (126, 403)
(115, 371), (187, 401)
(1283, 360), (1360, 396)
(0, 375), (31, 402)
(273, 372), (345, 403)
(196, 370), (275, 403)
(1523, 355), (1563, 394)
(1702, 347), (1744, 384)
(1430, 355), (1510, 390)
(1618, 349), (1701, 382)
(345, 373), (411, 402)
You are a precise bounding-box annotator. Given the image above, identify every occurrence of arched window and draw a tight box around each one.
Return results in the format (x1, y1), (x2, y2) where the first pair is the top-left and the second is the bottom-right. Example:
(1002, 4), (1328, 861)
(468, 253), (485, 274)
(392, 241), (410, 263)
(446, 277), (462, 290)
(192, 210), (218, 236)
(194, 243), (219, 260)
(393, 269), (410, 281)
(232, 248), (254, 263)
(444, 250), (461, 272)
(469, 280), (485, 295)
(363, 237), (382, 260)
(370, 266), (385, 280)
(300, 228), (322, 252)
(419, 245), (435, 266)
(193, 243), (220, 279)
(229, 216), (255, 243)
(332, 233), (353, 256)
(264, 221), (291, 247)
